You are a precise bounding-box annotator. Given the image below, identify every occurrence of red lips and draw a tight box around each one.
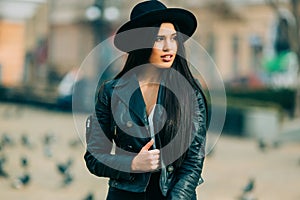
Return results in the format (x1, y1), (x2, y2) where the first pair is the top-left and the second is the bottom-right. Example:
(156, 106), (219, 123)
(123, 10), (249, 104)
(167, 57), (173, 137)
(161, 54), (174, 62)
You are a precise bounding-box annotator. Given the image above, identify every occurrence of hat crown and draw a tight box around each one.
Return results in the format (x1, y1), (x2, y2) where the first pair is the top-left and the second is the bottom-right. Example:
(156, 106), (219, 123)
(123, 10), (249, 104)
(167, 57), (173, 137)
(130, 1), (167, 20)
(114, 1), (197, 52)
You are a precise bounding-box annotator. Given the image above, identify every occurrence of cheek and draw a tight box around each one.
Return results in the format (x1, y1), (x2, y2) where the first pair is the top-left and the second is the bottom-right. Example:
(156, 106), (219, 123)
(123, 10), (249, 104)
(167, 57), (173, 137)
(172, 42), (178, 53)
(153, 42), (163, 50)
(149, 49), (160, 62)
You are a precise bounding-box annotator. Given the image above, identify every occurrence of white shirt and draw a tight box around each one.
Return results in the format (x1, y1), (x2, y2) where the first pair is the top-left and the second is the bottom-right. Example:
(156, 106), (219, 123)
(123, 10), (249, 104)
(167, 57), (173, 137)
(148, 105), (156, 149)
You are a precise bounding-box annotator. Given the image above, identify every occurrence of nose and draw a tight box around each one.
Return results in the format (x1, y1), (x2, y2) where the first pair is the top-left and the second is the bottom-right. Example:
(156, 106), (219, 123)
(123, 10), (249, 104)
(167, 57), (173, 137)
(163, 39), (171, 52)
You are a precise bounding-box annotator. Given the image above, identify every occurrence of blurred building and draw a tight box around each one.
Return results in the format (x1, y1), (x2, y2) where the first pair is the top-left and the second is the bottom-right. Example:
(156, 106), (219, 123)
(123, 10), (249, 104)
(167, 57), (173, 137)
(0, 0), (297, 90)
(0, 0), (48, 86)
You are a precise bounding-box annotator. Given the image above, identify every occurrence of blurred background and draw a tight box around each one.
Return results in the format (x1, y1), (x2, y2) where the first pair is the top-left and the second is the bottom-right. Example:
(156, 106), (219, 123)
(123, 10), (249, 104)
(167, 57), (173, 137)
(0, 0), (300, 199)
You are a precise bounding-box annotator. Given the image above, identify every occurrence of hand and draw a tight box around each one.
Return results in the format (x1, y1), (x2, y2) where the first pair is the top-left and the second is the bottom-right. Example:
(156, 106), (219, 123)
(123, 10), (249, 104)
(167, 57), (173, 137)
(131, 139), (160, 172)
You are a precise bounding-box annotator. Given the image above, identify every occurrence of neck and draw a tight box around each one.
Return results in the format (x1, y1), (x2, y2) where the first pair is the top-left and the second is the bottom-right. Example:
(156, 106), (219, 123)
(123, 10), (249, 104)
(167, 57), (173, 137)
(137, 64), (164, 83)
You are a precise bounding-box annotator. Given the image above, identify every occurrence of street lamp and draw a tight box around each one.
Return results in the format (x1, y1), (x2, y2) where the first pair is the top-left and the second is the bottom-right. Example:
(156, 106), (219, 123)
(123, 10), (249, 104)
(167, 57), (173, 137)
(84, 1), (121, 104)
(104, 6), (120, 21)
(85, 5), (102, 21)
(86, 1), (120, 43)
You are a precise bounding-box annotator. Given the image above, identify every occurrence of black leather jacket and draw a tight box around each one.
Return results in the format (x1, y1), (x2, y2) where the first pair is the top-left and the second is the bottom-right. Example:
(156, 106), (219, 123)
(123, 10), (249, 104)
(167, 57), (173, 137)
(84, 76), (207, 200)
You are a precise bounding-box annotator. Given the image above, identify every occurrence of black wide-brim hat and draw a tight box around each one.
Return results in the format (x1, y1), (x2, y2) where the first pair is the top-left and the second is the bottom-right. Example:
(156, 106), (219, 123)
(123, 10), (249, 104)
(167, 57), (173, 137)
(114, 0), (197, 52)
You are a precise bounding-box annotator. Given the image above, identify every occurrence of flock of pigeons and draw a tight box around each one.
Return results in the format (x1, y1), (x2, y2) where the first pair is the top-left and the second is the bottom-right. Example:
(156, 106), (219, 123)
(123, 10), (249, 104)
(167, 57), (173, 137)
(0, 105), (95, 200)
(1, 104), (298, 200)
(0, 125), (257, 200)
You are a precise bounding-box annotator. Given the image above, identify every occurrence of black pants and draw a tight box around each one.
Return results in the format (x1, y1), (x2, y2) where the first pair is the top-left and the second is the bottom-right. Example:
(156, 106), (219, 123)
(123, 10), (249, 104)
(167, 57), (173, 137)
(106, 172), (166, 200)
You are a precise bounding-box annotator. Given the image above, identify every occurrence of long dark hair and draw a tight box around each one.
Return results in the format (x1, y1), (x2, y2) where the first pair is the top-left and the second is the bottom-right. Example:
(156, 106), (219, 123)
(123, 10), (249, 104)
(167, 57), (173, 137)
(114, 23), (206, 168)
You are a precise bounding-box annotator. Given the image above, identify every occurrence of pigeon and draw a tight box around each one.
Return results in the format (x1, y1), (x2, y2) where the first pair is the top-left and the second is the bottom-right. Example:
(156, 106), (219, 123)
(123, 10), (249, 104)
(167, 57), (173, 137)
(43, 132), (55, 146)
(42, 132), (55, 158)
(57, 159), (74, 187)
(56, 158), (73, 175)
(0, 167), (9, 178)
(62, 172), (74, 186)
(238, 178), (256, 200)
(20, 156), (29, 169)
(19, 173), (31, 185)
(1, 133), (14, 147)
(12, 173), (31, 189)
(21, 134), (33, 149)
(243, 178), (255, 193)
(257, 138), (267, 152)
(43, 145), (53, 158)
(83, 192), (94, 200)
(0, 157), (9, 178)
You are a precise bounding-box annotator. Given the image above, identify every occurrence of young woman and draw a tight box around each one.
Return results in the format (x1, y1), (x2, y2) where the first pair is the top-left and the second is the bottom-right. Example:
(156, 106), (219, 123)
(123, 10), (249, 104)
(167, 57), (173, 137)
(84, 1), (207, 199)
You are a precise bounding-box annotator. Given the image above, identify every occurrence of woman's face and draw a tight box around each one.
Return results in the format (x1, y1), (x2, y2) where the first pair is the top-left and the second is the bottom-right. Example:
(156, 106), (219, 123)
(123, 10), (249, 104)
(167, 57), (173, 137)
(149, 23), (178, 68)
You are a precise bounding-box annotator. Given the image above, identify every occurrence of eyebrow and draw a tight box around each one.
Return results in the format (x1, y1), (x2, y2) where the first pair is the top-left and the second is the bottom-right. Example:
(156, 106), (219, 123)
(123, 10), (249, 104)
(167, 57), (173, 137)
(157, 33), (177, 37)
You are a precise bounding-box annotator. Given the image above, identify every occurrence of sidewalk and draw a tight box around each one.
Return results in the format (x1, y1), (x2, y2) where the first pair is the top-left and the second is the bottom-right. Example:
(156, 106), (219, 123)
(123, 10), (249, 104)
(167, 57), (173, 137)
(278, 117), (300, 142)
(0, 103), (300, 200)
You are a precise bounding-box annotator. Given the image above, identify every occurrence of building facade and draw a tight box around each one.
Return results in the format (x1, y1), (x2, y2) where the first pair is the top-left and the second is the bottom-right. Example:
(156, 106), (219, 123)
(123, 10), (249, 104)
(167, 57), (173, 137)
(0, 0), (294, 88)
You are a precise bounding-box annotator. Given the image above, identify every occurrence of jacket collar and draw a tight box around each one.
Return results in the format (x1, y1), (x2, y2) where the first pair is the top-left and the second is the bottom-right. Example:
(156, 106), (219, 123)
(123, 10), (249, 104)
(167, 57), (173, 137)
(111, 74), (164, 125)
(112, 74), (147, 124)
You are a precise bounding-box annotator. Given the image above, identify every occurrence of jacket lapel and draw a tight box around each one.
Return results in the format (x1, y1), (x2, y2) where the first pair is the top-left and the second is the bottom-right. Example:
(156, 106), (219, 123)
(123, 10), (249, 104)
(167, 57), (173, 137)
(112, 75), (148, 125)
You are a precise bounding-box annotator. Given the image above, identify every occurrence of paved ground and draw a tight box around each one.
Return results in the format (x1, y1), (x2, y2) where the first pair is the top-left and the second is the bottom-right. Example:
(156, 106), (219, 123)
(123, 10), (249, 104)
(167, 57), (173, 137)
(0, 103), (300, 200)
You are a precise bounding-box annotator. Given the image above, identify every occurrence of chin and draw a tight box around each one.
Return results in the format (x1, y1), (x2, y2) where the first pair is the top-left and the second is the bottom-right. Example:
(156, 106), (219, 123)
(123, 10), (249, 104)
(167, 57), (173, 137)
(154, 63), (173, 68)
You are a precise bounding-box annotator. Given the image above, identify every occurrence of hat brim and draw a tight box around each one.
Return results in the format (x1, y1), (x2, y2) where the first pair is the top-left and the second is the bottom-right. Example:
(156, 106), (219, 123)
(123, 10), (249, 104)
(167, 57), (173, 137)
(114, 8), (197, 52)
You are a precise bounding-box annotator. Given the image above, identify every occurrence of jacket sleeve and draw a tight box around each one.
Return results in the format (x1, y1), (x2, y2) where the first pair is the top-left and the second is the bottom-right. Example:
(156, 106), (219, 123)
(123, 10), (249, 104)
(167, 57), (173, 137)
(167, 89), (207, 200)
(84, 82), (135, 181)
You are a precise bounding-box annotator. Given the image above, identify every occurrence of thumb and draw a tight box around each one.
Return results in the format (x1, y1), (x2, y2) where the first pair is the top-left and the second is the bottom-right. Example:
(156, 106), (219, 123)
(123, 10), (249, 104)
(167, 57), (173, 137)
(141, 139), (154, 151)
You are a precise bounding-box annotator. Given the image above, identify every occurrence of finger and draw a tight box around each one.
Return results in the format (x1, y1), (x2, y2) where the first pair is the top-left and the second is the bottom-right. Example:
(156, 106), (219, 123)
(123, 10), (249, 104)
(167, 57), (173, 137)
(149, 149), (160, 155)
(151, 164), (159, 171)
(151, 159), (160, 165)
(141, 139), (154, 151)
(152, 155), (160, 161)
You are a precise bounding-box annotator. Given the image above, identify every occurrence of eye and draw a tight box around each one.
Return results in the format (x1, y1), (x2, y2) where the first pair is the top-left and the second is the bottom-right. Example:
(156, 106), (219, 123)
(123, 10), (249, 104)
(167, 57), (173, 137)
(155, 36), (164, 42)
(171, 35), (177, 41)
